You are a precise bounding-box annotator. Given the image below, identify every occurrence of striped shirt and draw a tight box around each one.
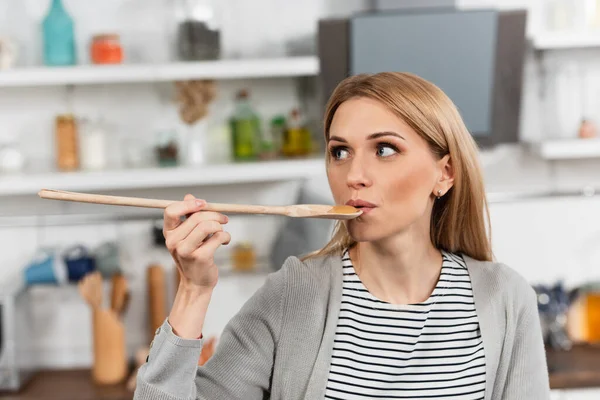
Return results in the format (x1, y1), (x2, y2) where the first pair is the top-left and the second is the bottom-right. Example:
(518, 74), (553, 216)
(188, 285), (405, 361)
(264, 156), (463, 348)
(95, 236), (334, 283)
(324, 250), (486, 400)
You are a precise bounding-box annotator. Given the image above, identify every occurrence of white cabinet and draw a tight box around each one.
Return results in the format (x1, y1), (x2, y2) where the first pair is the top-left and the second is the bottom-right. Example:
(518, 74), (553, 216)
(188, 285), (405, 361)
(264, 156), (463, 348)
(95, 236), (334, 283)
(566, 389), (600, 399)
(552, 389), (600, 400)
(551, 390), (565, 400)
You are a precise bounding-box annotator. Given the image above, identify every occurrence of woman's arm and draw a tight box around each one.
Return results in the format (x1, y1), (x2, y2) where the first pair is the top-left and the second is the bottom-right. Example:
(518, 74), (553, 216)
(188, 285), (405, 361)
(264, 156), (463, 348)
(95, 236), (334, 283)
(133, 264), (287, 400)
(502, 286), (551, 399)
(133, 193), (286, 400)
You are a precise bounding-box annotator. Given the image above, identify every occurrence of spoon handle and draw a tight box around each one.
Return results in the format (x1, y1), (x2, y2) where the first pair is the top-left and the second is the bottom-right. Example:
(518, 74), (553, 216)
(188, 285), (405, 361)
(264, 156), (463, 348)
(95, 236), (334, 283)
(38, 189), (289, 216)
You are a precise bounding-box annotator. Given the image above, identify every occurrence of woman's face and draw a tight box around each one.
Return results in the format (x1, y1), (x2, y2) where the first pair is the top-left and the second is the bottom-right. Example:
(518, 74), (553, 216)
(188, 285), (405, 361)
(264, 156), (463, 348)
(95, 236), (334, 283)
(327, 97), (453, 243)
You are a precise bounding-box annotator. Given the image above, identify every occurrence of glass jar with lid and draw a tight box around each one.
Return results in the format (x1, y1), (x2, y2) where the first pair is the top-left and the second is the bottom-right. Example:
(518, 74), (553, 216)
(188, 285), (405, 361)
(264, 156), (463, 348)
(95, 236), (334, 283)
(90, 34), (123, 64)
(174, 0), (220, 61)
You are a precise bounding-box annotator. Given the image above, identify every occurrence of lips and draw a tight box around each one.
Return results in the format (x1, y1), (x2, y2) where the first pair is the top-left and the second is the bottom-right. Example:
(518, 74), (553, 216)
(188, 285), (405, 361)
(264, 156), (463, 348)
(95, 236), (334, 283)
(345, 199), (377, 215)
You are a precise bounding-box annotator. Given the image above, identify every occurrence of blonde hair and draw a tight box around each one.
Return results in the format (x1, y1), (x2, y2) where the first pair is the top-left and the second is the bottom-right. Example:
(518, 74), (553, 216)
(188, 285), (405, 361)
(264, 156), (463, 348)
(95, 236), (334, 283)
(305, 72), (492, 262)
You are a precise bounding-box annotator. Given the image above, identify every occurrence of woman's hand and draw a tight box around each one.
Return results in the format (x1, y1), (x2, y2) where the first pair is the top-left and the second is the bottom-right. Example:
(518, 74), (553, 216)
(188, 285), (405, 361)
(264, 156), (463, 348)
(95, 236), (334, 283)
(164, 194), (231, 339)
(163, 194), (230, 294)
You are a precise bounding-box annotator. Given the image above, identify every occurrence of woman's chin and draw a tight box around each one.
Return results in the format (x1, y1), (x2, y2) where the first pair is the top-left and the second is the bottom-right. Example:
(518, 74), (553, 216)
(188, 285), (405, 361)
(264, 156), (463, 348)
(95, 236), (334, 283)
(347, 224), (388, 243)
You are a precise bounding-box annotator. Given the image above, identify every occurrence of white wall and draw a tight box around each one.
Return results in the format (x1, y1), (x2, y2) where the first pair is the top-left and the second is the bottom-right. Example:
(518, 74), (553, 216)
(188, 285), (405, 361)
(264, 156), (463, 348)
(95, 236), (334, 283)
(0, 0), (600, 376)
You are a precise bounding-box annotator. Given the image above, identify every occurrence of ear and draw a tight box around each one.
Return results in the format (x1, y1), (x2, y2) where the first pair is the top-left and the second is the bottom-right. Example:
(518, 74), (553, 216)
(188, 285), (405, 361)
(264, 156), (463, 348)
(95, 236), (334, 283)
(434, 154), (455, 197)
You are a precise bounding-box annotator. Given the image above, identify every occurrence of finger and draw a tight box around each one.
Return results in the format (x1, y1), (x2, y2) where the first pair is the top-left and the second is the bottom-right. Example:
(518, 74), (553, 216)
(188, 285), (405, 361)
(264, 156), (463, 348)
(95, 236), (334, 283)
(191, 231), (231, 260)
(176, 221), (224, 258)
(164, 197), (206, 231)
(165, 212), (229, 251)
(183, 194), (196, 218)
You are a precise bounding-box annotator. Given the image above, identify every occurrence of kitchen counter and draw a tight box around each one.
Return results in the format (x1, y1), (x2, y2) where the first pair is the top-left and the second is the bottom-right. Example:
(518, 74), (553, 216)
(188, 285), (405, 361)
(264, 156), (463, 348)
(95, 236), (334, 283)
(547, 344), (600, 390)
(1, 345), (600, 398)
(0, 369), (132, 400)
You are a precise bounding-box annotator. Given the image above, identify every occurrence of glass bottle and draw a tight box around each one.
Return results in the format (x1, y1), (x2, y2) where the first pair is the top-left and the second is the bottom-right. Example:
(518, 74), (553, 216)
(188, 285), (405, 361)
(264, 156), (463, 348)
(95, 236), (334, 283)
(42, 0), (77, 66)
(301, 118), (314, 156)
(266, 115), (286, 159)
(55, 114), (79, 171)
(593, 0), (600, 29)
(283, 109), (310, 157)
(229, 89), (261, 161)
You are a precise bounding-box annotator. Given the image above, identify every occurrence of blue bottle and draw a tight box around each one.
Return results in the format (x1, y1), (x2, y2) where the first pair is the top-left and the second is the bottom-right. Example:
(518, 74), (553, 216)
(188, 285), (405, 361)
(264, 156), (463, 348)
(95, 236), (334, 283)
(42, 0), (76, 66)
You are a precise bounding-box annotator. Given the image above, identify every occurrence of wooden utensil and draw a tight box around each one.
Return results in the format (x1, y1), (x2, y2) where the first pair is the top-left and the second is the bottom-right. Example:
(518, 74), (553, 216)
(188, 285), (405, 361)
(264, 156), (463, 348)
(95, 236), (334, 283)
(92, 308), (128, 385)
(78, 271), (102, 309)
(38, 189), (362, 220)
(147, 264), (167, 344)
(110, 273), (128, 315)
(78, 271), (128, 385)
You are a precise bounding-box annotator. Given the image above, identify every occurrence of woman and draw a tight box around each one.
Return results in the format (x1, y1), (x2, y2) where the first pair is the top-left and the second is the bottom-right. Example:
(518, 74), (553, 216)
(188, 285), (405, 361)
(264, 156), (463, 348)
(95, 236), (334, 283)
(134, 72), (550, 400)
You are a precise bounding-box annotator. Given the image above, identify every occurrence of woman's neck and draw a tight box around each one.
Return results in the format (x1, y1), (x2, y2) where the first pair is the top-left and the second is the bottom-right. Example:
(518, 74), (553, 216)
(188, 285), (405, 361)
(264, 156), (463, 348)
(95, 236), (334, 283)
(350, 235), (443, 305)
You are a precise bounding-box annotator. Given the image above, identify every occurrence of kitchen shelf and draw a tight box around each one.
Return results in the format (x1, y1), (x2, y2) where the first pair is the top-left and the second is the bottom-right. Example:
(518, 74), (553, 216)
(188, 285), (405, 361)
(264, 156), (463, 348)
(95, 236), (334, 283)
(0, 157), (326, 196)
(533, 32), (600, 50)
(529, 138), (600, 160)
(0, 56), (319, 87)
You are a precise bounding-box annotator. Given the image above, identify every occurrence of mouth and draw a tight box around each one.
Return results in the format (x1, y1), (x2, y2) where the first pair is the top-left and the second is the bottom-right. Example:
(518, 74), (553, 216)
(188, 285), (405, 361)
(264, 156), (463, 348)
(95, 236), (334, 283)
(345, 199), (377, 215)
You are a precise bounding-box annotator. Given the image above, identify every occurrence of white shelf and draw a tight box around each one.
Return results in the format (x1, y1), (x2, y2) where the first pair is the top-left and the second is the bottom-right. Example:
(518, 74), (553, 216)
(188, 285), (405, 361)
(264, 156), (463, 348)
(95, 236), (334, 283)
(0, 157), (326, 196)
(0, 56), (319, 87)
(533, 32), (600, 50)
(529, 138), (600, 160)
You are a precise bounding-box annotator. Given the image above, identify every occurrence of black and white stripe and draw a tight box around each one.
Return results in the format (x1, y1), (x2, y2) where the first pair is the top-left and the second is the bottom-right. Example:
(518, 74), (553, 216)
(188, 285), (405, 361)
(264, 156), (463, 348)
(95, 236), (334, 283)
(324, 250), (486, 400)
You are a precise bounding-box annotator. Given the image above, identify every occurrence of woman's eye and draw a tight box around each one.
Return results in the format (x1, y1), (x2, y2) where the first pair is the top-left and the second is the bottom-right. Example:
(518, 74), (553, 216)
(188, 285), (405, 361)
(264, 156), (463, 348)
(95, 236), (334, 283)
(377, 144), (398, 157)
(330, 147), (350, 160)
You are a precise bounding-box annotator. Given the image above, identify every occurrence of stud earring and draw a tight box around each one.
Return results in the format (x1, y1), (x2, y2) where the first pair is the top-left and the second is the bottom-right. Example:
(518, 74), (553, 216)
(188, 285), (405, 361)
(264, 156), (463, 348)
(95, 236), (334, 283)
(436, 189), (443, 199)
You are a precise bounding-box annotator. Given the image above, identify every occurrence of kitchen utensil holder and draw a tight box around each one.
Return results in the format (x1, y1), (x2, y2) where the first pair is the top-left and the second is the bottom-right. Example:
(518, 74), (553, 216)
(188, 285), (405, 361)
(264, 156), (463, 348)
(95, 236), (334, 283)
(92, 308), (128, 385)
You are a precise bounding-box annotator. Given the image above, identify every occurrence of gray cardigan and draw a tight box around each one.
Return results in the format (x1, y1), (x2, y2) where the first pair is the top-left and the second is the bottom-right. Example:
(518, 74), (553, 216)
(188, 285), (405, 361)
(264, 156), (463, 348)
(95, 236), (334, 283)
(134, 253), (551, 400)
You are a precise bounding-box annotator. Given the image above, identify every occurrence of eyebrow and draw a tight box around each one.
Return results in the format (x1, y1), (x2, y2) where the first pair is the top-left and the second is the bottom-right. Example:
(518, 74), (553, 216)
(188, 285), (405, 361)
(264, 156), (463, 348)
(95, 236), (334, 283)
(328, 131), (406, 143)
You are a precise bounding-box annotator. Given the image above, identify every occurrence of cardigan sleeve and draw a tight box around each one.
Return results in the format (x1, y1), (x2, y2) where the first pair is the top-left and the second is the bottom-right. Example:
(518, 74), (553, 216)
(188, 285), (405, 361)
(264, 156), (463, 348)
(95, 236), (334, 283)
(501, 284), (551, 400)
(133, 262), (288, 400)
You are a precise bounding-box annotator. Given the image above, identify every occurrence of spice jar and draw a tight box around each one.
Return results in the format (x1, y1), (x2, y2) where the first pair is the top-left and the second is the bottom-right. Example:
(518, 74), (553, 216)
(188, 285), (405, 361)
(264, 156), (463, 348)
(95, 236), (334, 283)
(79, 119), (108, 170)
(90, 34), (123, 64)
(231, 242), (256, 272)
(55, 114), (79, 171)
(579, 119), (598, 139)
(155, 130), (179, 167)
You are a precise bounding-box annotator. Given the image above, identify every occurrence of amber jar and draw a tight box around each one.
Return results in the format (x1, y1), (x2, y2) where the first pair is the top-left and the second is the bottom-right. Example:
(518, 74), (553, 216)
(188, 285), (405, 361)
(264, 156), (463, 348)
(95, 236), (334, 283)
(91, 34), (123, 64)
(231, 242), (256, 272)
(55, 114), (79, 171)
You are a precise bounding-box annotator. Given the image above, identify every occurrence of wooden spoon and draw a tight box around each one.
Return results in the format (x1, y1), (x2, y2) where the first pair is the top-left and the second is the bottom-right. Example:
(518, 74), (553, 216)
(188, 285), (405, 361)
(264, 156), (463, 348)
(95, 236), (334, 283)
(110, 274), (128, 315)
(38, 189), (362, 220)
(78, 271), (103, 309)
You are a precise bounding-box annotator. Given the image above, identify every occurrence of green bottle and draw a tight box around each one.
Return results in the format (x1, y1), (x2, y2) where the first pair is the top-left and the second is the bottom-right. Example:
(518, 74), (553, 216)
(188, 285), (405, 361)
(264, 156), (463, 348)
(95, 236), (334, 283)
(230, 89), (261, 161)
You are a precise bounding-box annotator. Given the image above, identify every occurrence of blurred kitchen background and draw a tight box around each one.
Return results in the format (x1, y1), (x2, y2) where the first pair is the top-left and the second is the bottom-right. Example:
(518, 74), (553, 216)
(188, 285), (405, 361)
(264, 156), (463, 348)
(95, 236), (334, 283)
(0, 0), (600, 399)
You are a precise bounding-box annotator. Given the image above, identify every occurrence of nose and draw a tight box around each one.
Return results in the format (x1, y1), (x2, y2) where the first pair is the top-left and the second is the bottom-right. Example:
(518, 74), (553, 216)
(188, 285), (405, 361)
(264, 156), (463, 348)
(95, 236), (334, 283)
(346, 158), (373, 190)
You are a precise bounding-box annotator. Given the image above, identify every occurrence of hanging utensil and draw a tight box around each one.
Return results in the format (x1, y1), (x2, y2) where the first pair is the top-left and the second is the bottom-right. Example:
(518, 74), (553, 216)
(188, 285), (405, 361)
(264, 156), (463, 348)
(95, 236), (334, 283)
(78, 271), (102, 309)
(110, 273), (128, 315)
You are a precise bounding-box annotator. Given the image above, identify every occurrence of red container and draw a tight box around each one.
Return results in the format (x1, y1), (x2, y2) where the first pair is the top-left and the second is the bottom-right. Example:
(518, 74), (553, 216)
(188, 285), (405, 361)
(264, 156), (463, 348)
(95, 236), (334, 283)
(91, 34), (123, 64)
